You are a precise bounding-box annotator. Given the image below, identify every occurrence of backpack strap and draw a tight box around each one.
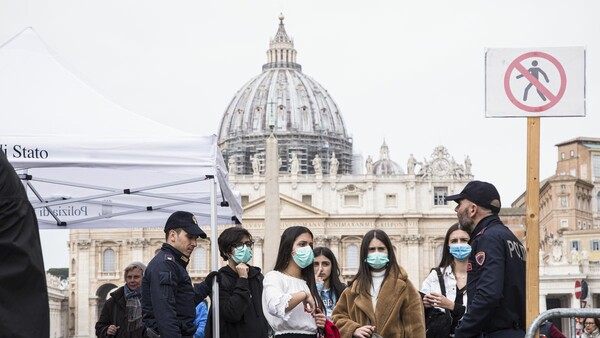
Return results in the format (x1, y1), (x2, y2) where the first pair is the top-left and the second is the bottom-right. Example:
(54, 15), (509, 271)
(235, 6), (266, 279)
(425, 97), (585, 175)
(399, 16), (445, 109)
(434, 267), (447, 297)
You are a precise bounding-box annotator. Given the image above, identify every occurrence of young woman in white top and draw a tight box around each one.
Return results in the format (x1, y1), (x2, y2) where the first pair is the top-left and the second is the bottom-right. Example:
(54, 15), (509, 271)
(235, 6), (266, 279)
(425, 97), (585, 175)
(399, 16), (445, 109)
(262, 226), (327, 338)
(421, 223), (471, 337)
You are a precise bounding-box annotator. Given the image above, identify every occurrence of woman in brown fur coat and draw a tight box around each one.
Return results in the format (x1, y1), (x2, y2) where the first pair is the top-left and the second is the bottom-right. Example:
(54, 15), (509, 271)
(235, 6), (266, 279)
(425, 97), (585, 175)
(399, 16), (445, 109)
(332, 230), (425, 338)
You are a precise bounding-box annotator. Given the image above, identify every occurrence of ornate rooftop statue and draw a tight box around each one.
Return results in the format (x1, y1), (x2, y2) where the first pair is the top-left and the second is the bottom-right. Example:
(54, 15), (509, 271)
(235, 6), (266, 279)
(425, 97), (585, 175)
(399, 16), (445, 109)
(330, 152), (339, 176)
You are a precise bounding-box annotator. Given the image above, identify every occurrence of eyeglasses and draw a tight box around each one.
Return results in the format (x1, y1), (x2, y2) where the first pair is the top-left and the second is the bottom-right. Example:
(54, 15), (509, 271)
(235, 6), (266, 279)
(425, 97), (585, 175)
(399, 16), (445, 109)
(585, 322), (596, 326)
(234, 241), (254, 249)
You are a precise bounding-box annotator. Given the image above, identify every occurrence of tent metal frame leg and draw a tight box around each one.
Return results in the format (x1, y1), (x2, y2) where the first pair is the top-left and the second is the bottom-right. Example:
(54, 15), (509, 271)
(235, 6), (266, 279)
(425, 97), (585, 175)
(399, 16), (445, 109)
(210, 176), (221, 338)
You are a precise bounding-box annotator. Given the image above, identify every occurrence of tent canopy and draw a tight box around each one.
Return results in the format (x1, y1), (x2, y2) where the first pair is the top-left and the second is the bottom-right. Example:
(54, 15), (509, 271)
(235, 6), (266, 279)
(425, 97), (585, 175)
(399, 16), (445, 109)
(0, 28), (242, 229)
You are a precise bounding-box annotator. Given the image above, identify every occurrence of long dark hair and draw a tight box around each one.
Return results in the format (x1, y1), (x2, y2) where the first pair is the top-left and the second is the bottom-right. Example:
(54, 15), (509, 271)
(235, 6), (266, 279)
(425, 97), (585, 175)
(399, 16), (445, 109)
(273, 226), (325, 312)
(350, 229), (400, 296)
(438, 223), (470, 270)
(313, 246), (346, 299)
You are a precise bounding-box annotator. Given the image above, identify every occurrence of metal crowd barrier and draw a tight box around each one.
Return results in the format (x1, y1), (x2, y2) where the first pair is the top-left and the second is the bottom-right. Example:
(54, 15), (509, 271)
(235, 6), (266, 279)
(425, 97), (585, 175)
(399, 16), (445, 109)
(525, 308), (600, 338)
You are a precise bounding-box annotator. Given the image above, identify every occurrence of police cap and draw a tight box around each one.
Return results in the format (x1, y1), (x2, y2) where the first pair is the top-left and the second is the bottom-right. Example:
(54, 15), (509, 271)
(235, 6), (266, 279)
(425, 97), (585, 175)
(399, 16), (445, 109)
(445, 180), (501, 213)
(164, 211), (207, 238)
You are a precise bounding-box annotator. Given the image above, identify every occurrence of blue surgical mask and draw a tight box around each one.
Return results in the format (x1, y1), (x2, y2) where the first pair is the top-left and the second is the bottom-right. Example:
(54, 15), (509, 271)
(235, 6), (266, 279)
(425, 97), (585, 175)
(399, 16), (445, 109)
(449, 244), (472, 260)
(293, 246), (314, 269)
(365, 252), (389, 269)
(232, 245), (253, 264)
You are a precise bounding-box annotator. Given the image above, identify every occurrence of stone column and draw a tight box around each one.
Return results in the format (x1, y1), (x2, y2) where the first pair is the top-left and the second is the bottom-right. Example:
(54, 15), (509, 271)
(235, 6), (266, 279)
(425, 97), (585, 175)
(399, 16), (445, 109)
(263, 134), (281, 272)
(539, 293), (548, 312)
(88, 297), (98, 338)
(253, 237), (264, 270)
(314, 235), (328, 248)
(75, 239), (91, 338)
(406, 218), (420, 235)
(403, 234), (423, 286)
(127, 238), (148, 263)
(330, 236), (341, 260)
(406, 181), (417, 212)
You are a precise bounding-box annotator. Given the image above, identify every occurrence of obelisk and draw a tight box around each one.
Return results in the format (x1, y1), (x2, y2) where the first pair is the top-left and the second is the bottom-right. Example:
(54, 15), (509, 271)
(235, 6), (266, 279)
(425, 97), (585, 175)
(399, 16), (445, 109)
(263, 133), (281, 272)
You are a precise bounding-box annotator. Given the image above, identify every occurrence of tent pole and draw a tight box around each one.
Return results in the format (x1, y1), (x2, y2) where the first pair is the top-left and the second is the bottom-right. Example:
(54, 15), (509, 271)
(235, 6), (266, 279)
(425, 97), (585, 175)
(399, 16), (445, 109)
(210, 177), (220, 338)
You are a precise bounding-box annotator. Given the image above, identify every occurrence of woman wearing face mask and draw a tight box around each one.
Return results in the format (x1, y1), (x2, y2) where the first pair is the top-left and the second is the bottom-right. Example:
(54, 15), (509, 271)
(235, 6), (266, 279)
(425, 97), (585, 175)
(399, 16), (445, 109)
(421, 223), (471, 337)
(332, 229), (425, 338)
(262, 226), (327, 338)
(205, 227), (269, 338)
(313, 247), (346, 321)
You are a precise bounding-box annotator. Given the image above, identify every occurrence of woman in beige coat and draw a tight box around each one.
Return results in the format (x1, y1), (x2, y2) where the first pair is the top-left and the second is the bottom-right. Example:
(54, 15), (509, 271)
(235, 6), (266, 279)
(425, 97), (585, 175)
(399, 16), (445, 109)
(332, 229), (425, 338)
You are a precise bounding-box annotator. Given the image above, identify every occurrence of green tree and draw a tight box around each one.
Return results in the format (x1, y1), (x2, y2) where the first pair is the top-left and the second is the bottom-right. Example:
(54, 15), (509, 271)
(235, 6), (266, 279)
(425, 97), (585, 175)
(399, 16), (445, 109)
(47, 268), (68, 280)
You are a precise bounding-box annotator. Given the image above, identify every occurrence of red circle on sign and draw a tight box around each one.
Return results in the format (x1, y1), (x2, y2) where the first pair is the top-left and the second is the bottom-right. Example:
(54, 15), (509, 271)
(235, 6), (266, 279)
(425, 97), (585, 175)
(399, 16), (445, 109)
(503, 51), (567, 113)
(575, 280), (582, 299)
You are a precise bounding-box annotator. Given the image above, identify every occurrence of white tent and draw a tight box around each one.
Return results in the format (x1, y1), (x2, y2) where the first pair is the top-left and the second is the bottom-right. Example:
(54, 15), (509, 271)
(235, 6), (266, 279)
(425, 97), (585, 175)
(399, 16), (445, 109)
(0, 28), (240, 336)
(0, 27), (242, 229)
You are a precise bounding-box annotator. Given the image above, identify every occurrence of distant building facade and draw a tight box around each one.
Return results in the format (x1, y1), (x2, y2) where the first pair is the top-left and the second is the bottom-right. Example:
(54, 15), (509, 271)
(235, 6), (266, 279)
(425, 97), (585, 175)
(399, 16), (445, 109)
(512, 137), (600, 334)
(47, 273), (69, 338)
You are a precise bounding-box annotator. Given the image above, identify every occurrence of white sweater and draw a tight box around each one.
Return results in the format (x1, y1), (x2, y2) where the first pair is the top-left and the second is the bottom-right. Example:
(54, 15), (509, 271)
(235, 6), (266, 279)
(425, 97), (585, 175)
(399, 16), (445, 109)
(370, 270), (386, 311)
(262, 270), (317, 335)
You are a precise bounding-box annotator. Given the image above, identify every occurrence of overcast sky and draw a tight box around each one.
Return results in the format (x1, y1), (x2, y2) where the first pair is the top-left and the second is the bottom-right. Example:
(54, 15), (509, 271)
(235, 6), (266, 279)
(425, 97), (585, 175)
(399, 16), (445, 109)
(2, 0), (598, 269)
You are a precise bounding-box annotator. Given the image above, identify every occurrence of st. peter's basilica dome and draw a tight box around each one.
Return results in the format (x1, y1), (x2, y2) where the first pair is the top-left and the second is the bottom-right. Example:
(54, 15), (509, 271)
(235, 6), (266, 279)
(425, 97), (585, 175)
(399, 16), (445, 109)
(218, 14), (353, 176)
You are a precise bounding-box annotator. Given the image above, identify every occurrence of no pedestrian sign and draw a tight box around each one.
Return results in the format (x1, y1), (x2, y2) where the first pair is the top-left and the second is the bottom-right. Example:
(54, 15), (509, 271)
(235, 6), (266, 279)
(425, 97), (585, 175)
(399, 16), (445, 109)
(485, 47), (585, 117)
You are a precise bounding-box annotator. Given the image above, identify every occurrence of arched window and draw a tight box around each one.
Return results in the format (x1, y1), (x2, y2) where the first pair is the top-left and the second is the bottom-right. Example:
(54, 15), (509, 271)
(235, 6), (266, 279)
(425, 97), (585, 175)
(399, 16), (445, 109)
(346, 244), (359, 269)
(193, 247), (207, 272)
(102, 249), (115, 272)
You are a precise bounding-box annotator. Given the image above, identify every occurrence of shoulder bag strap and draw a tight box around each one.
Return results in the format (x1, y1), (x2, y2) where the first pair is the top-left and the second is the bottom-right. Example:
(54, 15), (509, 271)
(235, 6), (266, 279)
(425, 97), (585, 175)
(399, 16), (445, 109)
(435, 267), (447, 297)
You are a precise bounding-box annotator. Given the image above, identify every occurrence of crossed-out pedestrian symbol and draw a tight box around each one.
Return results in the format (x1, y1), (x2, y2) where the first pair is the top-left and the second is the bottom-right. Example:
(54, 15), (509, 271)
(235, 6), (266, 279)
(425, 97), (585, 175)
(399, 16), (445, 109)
(503, 51), (567, 113)
(516, 60), (549, 101)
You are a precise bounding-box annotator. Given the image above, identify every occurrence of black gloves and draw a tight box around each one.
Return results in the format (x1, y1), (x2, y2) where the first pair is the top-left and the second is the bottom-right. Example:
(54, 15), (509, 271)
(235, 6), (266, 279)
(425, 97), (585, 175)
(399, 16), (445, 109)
(194, 271), (219, 304)
(205, 270), (219, 287)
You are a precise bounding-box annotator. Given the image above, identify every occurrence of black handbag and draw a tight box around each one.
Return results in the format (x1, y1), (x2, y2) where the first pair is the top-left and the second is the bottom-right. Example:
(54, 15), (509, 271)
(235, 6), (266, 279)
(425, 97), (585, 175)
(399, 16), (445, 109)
(425, 268), (452, 338)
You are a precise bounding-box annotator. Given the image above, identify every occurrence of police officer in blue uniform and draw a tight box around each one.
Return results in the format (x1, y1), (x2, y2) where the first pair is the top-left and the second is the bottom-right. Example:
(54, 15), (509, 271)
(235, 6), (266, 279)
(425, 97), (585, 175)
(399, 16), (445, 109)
(142, 211), (207, 338)
(446, 181), (526, 338)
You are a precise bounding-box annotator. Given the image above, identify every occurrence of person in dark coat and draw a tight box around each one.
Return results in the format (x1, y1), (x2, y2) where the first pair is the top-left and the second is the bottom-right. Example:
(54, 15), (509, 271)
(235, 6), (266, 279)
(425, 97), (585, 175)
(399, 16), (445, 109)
(95, 261), (146, 337)
(142, 211), (207, 338)
(205, 227), (269, 338)
(0, 151), (49, 337)
(446, 181), (526, 338)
